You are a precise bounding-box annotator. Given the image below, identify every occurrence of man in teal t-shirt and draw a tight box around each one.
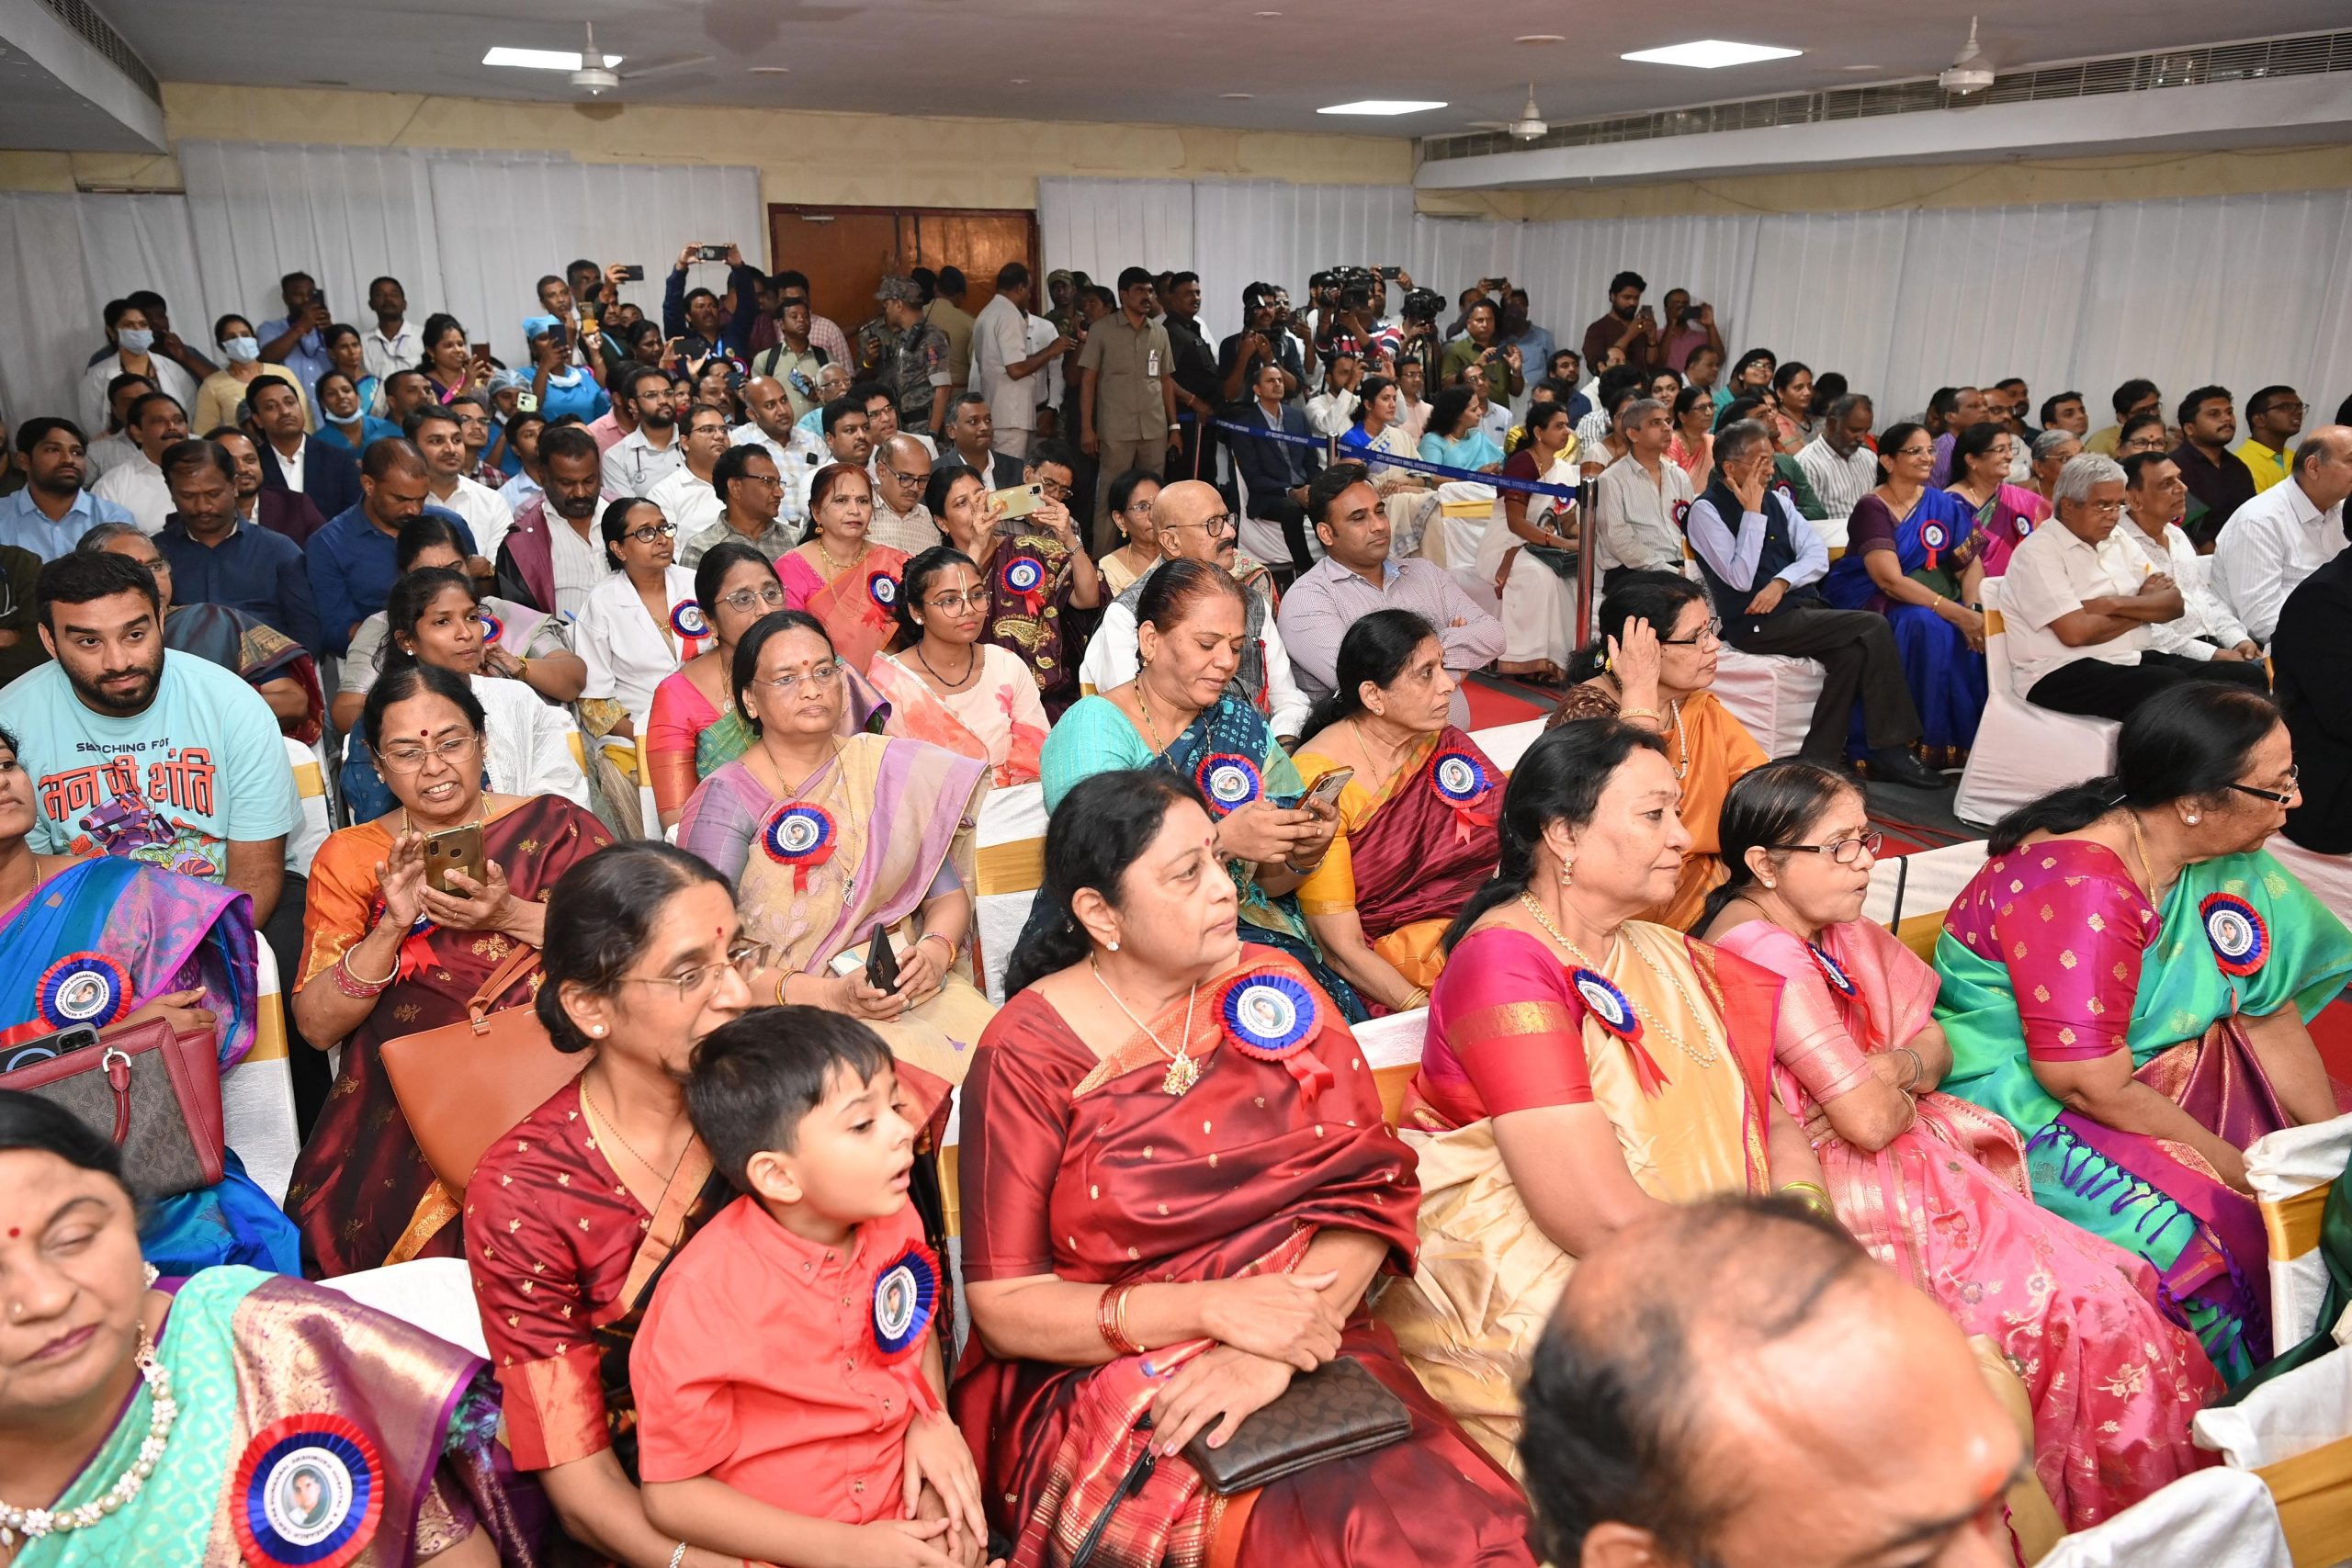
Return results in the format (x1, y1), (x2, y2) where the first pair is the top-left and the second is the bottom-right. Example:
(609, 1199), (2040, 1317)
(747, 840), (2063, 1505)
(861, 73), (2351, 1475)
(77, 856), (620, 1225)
(0, 550), (297, 923)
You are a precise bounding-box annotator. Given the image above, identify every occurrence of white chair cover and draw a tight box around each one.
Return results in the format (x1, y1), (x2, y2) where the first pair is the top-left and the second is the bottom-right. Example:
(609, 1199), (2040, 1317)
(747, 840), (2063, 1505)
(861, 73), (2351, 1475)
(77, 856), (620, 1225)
(314, 1257), (491, 1359)
(1709, 642), (1825, 761)
(284, 735), (332, 873)
(2244, 1112), (2352, 1352)
(219, 939), (300, 1203)
(1953, 577), (2120, 828)
(2035, 1468), (2290, 1568)
(2263, 834), (2352, 937)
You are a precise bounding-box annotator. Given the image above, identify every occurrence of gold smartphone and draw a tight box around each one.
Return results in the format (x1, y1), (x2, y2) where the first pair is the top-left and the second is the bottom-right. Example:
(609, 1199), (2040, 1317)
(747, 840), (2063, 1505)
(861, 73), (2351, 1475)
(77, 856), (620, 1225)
(423, 824), (488, 895)
(990, 482), (1044, 520)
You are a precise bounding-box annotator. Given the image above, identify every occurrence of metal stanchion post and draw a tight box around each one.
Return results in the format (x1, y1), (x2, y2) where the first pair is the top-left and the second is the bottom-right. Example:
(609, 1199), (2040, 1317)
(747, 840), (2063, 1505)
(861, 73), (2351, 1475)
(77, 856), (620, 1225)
(1573, 462), (1601, 649)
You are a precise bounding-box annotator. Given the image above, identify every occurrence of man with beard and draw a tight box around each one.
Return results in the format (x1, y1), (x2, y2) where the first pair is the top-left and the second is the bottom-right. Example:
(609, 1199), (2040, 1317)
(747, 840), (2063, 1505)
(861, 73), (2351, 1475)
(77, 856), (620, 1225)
(89, 392), (190, 536)
(0, 418), (138, 559)
(154, 439), (322, 655)
(1580, 269), (1657, 378)
(0, 548), (296, 919)
(494, 424), (615, 615)
(308, 439), (479, 655)
(602, 364), (686, 498)
(249, 375), (361, 522)
(408, 404), (517, 561)
(207, 426), (325, 548)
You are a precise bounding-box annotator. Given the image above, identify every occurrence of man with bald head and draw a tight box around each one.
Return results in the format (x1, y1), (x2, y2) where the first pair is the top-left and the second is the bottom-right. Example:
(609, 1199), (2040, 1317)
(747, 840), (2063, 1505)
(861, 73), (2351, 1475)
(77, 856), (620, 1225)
(869, 433), (938, 554)
(1522, 1196), (2043, 1568)
(1077, 477), (1309, 740)
(729, 373), (823, 525)
(2212, 423), (2352, 648)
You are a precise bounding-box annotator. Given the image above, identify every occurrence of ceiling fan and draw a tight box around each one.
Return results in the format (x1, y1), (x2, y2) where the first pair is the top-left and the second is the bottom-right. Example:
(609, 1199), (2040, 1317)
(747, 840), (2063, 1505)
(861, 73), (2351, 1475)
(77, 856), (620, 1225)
(1939, 17), (1996, 98)
(1469, 85), (1549, 141)
(569, 20), (713, 96)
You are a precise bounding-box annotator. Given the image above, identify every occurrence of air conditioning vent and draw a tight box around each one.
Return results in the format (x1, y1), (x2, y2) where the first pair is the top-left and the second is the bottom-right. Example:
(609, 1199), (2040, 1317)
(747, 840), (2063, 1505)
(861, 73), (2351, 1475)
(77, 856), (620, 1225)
(34, 0), (160, 103)
(1420, 28), (2352, 163)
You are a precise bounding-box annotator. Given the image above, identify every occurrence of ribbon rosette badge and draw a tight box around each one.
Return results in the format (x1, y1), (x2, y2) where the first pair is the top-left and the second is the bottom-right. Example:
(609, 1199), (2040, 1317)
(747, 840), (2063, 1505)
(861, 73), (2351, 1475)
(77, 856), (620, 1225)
(232, 1415), (385, 1568)
(1193, 752), (1262, 815)
(870, 1240), (942, 1364)
(1670, 498), (1690, 533)
(761, 802), (839, 890)
(1808, 942), (1859, 997)
(867, 571), (899, 612)
(1919, 519), (1949, 570)
(1217, 970), (1334, 1101)
(1570, 968), (1642, 1043)
(669, 601), (709, 642)
(2199, 892), (2267, 977)
(1001, 552), (1047, 613)
(36, 953), (131, 1029)
(476, 610), (504, 647)
(1431, 751), (1491, 805)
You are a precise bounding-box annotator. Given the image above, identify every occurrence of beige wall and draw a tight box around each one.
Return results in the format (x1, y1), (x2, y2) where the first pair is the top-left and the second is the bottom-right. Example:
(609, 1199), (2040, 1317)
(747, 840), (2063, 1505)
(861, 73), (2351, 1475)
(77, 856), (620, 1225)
(0, 82), (1412, 206)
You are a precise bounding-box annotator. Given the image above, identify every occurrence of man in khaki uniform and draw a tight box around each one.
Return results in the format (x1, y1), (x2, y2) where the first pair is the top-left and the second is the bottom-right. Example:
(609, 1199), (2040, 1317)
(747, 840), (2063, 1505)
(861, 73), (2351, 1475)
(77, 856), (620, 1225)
(1078, 266), (1180, 553)
(926, 266), (977, 397)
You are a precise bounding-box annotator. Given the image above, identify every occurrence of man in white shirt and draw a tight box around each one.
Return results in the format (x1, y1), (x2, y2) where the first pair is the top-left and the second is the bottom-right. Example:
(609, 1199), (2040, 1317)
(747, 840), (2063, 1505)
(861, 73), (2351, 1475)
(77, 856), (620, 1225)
(646, 405), (729, 544)
(2116, 452), (2265, 670)
(407, 404), (517, 563)
(730, 375), (825, 525)
(869, 434), (938, 556)
(969, 263), (1068, 464)
(2211, 424), (2352, 648)
(362, 276), (420, 390)
(2002, 453), (2248, 723)
(1593, 398), (1695, 581)
(600, 366), (685, 498)
(1306, 353), (1363, 439)
(90, 392), (188, 536)
(1080, 479), (1312, 741)
(1795, 394), (1879, 525)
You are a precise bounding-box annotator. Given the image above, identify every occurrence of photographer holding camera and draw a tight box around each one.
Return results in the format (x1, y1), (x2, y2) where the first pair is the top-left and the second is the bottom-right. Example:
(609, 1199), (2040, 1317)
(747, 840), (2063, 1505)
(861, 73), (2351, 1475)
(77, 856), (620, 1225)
(1440, 297), (1524, 400)
(1216, 283), (1306, 404)
(1581, 268), (1660, 376)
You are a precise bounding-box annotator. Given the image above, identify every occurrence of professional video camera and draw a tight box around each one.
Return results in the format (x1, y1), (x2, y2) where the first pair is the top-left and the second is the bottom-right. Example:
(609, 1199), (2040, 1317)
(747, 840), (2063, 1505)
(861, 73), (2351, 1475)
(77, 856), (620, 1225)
(1399, 287), (1444, 323)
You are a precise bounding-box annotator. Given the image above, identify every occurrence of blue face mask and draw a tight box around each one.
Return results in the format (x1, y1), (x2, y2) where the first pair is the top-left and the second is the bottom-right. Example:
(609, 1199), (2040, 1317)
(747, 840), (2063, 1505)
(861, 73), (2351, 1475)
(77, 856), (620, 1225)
(117, 328), (155, 355)
(220, 335), (261, 364)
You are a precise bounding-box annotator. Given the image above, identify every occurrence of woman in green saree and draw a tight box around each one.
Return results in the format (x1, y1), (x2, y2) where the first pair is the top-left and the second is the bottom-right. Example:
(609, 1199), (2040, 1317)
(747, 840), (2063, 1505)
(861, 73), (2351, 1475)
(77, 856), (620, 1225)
(1935, 683), (2352, 1382)
(0, 1091), (534, 1565)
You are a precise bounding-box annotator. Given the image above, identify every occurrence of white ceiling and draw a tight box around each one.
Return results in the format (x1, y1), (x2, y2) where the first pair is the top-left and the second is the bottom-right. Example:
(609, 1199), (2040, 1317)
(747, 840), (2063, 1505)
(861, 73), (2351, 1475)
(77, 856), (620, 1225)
(78, 0), (2352, 139)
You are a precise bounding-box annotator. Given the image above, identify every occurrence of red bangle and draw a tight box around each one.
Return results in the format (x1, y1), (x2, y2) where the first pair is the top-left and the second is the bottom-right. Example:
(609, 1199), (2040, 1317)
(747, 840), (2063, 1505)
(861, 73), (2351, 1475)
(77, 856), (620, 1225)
(1096, 1282), (1145, 1358)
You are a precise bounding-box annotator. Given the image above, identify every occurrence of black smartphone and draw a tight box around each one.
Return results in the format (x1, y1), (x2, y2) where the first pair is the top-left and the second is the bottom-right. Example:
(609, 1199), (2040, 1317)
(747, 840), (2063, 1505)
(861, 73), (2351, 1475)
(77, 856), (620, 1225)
(695, 243), (730, 262)
(864, 921), (900, 995)
(1378, 265), (1401, 280)
(1, 1024), (99, 1074)
(619, 264), (647, 282)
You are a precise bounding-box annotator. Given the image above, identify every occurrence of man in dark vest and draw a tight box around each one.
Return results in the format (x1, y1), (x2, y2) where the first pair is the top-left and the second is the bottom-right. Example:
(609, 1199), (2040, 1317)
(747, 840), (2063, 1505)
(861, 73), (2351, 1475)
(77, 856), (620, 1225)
(1685, 419), (1944, 788)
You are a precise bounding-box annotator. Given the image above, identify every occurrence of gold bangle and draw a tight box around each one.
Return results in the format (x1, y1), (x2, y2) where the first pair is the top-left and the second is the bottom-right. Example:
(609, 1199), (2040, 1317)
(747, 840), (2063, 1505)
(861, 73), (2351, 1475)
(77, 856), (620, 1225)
(1779, 1180), (1836, 1220)
(774, 972), (791, 1007)
(1617, 705), (1659, 722)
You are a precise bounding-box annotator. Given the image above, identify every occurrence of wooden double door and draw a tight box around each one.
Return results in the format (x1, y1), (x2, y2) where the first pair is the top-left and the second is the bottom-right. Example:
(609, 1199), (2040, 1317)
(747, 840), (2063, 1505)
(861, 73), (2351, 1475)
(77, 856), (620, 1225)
(764, 205), (1039, 331)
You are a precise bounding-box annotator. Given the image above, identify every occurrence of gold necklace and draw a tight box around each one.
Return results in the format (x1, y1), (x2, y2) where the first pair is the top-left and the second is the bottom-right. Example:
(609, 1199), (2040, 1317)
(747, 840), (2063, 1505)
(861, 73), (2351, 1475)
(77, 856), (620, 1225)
(1661, 698), (1689, 779)
(2125, 810), (2165, 897)
(1516, 892), (1722, 1068)
(1091, 957), (1201, 1095)
(813, 532), (866, 576)
(1133, 680), (1172, 754)
(582, 1079), (684, 1187)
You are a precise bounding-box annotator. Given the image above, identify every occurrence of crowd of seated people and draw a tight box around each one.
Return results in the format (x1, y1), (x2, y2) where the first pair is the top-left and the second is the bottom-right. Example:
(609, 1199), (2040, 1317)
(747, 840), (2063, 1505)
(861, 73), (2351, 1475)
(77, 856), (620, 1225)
(4, 253), (2352, 1566)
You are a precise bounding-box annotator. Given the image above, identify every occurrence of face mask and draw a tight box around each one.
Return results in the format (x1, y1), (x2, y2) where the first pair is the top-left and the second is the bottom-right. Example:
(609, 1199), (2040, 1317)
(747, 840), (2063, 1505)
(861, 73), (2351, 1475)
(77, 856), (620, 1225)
(220, 336), (261, 364)
(117, 328), (155, 355)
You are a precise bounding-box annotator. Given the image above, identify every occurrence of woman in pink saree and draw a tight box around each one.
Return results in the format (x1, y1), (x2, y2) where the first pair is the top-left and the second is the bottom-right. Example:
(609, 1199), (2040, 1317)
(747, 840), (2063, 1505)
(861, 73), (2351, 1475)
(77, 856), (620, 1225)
(1697, 761), (2220, 1528)
(869, 545), (1047, 787)
(776, 462), (907, 674)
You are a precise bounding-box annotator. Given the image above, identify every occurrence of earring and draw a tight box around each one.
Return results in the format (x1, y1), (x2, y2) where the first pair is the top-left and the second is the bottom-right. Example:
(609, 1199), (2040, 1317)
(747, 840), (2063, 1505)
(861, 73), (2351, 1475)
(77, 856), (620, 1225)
(6, 1301), (21, 1320)
(143, 1263), (159, 1287)
(1106, 939), (1120, 953)
(2186, 814), (2201, 825)
(591, 1025), (606, 1038)
(1560, 860), (1574, 886)
(1761, 878), (1777, 890)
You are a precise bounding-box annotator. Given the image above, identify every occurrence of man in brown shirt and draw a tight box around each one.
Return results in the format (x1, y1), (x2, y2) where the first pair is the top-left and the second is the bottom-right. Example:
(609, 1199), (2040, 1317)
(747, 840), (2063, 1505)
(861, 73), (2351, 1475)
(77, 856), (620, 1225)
(1077, 265), (1180, 552)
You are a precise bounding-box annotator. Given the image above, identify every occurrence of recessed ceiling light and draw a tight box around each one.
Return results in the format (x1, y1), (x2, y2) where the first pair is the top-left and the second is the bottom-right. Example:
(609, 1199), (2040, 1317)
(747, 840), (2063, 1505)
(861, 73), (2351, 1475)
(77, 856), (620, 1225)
(748, 65), (790, 74)
(1840, 63), (1883, 72)
(1515, 34), (1565, 45)
(1010, 76), (1030, 85)
(1221, 92), (1254, 99)
(481, 46), (621, 71)
(1255, 10), (1282, 17)
(1620, 39), (1801, 69)
(1317, 99), (1447, 117)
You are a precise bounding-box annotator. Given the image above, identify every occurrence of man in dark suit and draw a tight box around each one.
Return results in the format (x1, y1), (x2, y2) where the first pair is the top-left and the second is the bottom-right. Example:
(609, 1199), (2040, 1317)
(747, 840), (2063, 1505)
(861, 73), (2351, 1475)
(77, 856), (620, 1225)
(941, 391), (1025, 490)
(205, 427), (325, 548)
(1228, 358), (1322, 581)
(247, 375), (361, 522)
(2273, 487), (2352, 854)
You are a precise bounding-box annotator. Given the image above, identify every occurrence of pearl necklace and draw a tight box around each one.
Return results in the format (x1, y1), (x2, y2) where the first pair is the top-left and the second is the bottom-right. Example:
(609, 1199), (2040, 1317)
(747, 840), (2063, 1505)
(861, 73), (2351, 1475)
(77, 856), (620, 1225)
(0, 1326), (175, 1548)
(1516, 893), (1722, 1068)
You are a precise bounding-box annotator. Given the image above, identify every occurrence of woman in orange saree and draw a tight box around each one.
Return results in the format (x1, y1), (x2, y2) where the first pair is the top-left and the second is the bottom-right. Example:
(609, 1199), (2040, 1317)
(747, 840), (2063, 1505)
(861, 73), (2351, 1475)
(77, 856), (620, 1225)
(1699, 761), (2219, 1529)
(953, 770), (1534, 1568)
(776, 463), (908, 674)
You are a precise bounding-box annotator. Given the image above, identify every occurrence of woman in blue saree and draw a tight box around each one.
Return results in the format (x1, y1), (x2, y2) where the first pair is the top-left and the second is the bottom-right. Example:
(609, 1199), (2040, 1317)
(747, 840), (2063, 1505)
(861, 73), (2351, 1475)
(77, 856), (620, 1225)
(0, 725), (299, 1277)
(1935, 686), (2352, 1382)
(1823, 421), (1989, 766)
(1040, 559), (1363, 1019)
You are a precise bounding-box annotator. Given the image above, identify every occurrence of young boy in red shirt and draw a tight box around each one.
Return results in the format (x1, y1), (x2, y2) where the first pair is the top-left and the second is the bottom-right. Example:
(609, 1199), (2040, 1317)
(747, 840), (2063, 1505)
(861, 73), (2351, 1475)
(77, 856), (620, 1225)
(637, 1008), (992, 1568)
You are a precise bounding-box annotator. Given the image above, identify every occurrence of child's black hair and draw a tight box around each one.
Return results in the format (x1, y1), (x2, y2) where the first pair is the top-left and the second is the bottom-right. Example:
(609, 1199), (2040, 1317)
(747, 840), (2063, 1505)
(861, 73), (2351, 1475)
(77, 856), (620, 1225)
(684, 1006), (895, 1190)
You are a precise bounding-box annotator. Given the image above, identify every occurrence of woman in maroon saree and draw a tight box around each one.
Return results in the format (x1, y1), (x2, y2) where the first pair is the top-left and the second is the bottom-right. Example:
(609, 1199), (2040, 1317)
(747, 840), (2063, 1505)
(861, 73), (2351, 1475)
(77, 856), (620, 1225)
(954, 769), (1533, 1568)
(287, 664), (612, 1278)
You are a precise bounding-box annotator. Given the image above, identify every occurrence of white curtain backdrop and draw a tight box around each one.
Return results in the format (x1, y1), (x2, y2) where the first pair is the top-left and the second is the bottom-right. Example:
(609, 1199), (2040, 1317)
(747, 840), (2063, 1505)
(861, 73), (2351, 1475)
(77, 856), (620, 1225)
(0, 143), (761, 430)
(1039, 176), (2352, 423)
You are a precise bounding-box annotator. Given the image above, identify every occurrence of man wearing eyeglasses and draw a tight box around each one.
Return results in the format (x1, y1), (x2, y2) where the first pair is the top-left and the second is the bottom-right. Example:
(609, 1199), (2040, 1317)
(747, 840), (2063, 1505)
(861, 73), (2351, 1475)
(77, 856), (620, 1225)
(1687, 419), (1941, 788)
(647, 406), (731, 544)
(2115, 452), (2265, 678)
(2236, 385), (2304, 494)
(867, 434), (938, 555)
(679, 445), (794, 568)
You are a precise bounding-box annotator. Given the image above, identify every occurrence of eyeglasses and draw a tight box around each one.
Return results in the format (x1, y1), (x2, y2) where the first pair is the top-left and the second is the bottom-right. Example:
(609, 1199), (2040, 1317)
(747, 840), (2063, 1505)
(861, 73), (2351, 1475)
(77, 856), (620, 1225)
(1163, 512), (1236, 536)
(2226, 764), (2299, 805)
(1037, 478), (1075, 501)
(880, 465), (930, 489)
(759, 660), (844, 694)
(376, 732), (481, 772)
(924, 591), (985, 612)
(738, 473), (785, 490)
(2080, 499), (2127, 515)
(1659, 617), (1724, 647)
(1770, 830), (1883, 866)
(716, 584), (787, 614)
(618, 941), (771, 1004)
(623, 521), (678, 544)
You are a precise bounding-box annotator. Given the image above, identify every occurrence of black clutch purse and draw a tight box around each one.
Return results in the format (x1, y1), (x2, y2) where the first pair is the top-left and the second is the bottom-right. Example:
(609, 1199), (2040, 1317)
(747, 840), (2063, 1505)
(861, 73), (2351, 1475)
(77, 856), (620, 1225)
(1180, 1357), (1411, 1494)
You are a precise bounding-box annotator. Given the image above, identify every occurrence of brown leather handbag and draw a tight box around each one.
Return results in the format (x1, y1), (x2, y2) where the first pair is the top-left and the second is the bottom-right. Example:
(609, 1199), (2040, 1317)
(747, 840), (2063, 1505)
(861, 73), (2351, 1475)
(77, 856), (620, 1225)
(1180, 1356), (1412, 1494)
(0, 1016), (226, 1198)
(379, 945), (585, 1193)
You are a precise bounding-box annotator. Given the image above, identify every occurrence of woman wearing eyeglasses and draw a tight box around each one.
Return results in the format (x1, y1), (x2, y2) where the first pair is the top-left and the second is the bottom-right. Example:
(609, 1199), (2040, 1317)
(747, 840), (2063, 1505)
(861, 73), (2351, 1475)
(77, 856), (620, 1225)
(678, 611), (994, 1089)
(1546, 571), (1765, 930)
(870, 545), (1048, 786)
(776, 463), (906, 674)
(467, 841), (767, 1568)
(927, 462), (1101, 719)
(646, 540), (795, 829)
(1697, 761), (2219, 1528)
(1935, 683), (2352, 1382)
(289, 662), (616, 1278)
(574, 498), (700, 739)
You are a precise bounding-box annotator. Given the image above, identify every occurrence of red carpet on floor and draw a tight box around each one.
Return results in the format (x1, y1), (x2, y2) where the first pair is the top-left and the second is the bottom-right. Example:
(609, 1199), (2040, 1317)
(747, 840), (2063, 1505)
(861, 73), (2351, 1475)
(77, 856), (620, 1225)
(1464, 680), (1548, 729)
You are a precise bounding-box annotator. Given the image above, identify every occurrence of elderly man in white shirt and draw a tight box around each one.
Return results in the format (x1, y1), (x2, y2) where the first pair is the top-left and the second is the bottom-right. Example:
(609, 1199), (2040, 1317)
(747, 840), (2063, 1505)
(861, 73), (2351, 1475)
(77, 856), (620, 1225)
(2003, 453), (2267, 723)
(2116, 451), (2264, 668)
(2211, 424), (2352, 648)
(1592, 397), (1694, 581)
(868, 434), (940, 556)
(88, 392), (188, 535)
(645, 404), (730, 545)
(1795, 393), (1879, 525)
(969, 263), (1068, 464)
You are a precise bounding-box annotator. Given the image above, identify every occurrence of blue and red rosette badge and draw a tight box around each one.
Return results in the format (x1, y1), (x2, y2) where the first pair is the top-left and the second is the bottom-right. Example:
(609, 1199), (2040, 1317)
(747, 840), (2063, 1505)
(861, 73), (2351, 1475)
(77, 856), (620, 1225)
(36, 953), (131, 1030)
(1001, 552), (1047, 615)
(1193, 753), (1262, 816)
(762, 802), (838, 891)
(870, 1239), (942, 1364)
(477, 609), (504, 648)
(1572, 966), (1671, 1097)
(1670, 498), (1690, 533)
(1429, 750), (1496, 842)
(1809, 942), (1859, 997)
(232, 1415), (385, 1568)
(669, 600), (710, 648)
(2199, 892), (2267, 977)
(1919, 519), (1950, 570)
(867, 570), (899, 615)
(1216, 970), (1334, 1102)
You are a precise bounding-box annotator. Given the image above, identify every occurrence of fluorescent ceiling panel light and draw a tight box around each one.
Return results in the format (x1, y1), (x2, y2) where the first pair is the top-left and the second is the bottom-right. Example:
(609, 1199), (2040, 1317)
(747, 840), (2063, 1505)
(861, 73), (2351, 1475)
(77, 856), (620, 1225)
(482, 47), (621, 71)
(1620, 39), (1800, 69)
(1317, 99), (1446, 116)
